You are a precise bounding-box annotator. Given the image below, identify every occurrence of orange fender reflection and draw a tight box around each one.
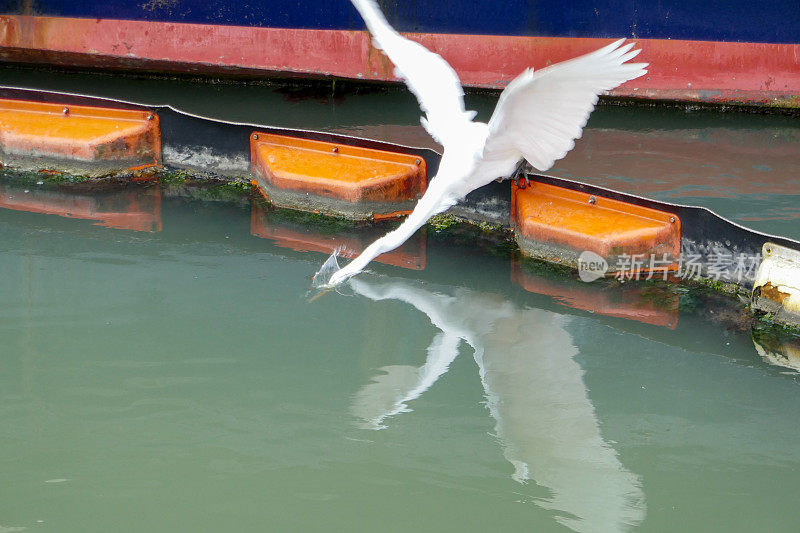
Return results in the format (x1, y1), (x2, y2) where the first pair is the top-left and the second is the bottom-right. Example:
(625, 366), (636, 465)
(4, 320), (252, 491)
(0, 184), (162, 232)
(511, 259), (678, 329)
(250, 199), (425, 270)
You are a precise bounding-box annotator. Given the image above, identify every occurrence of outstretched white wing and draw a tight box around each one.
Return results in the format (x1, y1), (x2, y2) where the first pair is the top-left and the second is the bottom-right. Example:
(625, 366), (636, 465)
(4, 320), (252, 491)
(481, 39), (648, 172)
(350, 0), (474, 144)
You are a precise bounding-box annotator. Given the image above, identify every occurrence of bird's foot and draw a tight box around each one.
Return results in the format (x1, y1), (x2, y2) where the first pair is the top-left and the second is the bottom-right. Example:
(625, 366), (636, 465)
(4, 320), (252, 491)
(511, 160), (533, 189)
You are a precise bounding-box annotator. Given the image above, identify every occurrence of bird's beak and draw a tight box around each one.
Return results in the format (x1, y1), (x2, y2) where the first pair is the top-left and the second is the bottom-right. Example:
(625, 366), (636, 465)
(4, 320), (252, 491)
(307, 286), (333, 303)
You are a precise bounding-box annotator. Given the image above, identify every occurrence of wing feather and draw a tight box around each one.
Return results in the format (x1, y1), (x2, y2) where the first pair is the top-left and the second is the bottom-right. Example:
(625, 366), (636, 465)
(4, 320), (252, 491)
(482, 39), (648, 172)
(350, 0), (472, 144)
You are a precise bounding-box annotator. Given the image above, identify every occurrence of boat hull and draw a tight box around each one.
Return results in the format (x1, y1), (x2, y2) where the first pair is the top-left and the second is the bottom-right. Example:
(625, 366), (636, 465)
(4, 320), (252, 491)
(0, 1), (798, 107)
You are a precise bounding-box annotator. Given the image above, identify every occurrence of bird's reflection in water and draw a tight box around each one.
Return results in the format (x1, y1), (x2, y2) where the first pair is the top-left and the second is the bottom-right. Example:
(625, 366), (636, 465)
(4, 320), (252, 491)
(349, 277), (646, 533)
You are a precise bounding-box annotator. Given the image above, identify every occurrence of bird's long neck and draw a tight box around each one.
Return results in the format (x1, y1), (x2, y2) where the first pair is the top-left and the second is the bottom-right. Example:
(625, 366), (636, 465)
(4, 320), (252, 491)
(329, 169), (455, 284)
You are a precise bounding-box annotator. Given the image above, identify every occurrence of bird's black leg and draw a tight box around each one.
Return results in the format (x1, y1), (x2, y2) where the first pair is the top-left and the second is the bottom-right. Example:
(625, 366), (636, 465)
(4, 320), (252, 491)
(510, 160), (532, 188)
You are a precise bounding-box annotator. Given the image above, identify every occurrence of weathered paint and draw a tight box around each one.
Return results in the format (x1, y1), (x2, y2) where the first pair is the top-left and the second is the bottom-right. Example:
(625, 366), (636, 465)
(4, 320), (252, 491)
(0, 98), (160, 174)
(511, 180), (681, 272)
(250, 131), (426, 220)
(0, 16), (798, 106)
(21, 0), (800, 44)
(752, 243), (800, 326)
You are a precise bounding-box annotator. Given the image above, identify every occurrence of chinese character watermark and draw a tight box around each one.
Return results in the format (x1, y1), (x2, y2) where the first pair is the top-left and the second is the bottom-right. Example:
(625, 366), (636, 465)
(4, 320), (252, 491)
(578, 251), (762, 284)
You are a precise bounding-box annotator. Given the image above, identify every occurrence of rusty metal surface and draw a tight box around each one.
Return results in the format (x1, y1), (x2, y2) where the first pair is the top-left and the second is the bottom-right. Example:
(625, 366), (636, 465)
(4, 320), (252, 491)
(0, 97), (160, 175)
(752, 243), (800, 326)
(249, 131), (428, 220)
(511, 180), (681, 272)
(0, 16), (797, 106)
(250, 132), (426, 205)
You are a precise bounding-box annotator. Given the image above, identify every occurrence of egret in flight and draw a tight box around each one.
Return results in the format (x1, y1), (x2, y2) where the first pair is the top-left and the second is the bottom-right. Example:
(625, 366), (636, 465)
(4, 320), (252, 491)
(317, 0), (647, 287)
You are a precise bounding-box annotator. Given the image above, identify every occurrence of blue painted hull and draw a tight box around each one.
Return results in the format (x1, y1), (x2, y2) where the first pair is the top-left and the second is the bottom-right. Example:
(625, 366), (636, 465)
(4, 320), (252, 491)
(0, 1), (797, 107)
(12, 0), (800, 44)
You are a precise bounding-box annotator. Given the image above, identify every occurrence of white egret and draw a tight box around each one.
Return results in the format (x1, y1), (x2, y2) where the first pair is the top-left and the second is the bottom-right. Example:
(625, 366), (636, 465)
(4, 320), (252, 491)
(319, 0), (647, 286)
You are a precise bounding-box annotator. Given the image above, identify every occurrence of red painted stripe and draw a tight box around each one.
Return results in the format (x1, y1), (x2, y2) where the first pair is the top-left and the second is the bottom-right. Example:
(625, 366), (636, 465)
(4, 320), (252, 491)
(0, 16), (797, 105)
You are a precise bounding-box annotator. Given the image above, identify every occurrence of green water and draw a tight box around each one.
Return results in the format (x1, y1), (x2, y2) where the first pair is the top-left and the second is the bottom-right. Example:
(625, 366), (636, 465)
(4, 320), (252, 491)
(1, 68), (800, 532)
